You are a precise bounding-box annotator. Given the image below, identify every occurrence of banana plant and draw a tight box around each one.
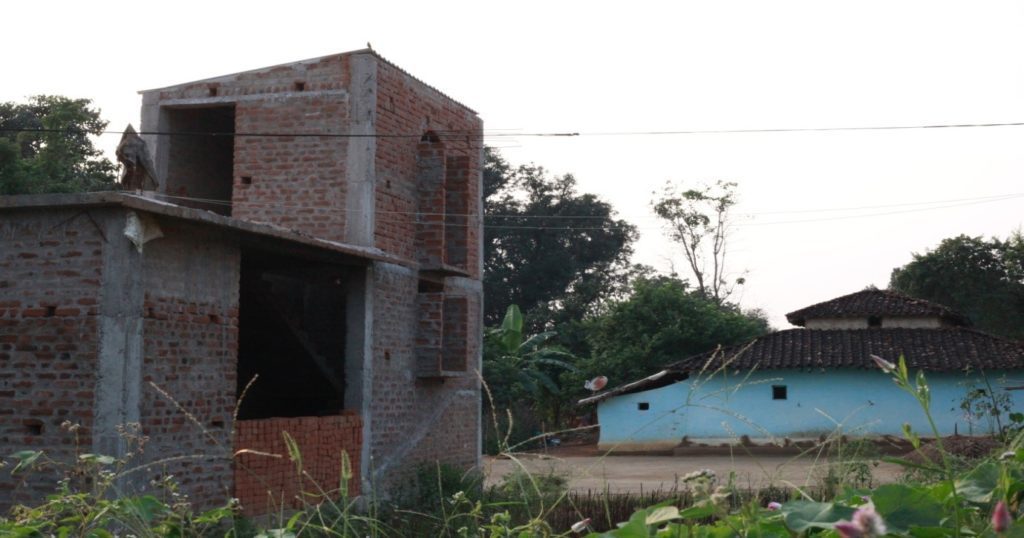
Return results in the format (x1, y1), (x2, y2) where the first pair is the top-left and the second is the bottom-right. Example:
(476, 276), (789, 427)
(483, 305), (578, 406)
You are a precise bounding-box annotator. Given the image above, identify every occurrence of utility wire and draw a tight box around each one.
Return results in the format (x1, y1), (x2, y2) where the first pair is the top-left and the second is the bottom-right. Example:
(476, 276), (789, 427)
(129, 191), (1024, 230)
(147, 191), (1024, 220)
(4, 119), (1024, 139)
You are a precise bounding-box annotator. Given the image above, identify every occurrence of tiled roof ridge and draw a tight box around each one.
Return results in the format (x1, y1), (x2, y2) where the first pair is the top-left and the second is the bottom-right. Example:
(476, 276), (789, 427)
(785, 288), (968, 326)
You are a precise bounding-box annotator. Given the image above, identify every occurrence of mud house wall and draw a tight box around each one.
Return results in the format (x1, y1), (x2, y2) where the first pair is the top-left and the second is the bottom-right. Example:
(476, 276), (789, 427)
(0, 208), (107, 507)
(141, 55), (353, 242)
(595, 369), (1021, 451)
(138, 218), (240, 507)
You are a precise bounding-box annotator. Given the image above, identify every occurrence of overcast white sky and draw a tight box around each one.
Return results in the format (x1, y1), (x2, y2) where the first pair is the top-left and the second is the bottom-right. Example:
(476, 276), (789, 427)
(5, 0), (1023, 327)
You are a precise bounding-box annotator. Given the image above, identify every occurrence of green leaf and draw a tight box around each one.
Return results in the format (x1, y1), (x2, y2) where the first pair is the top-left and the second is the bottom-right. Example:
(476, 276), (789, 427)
(78, 453), (116, 465)
(881, 456), (943, 474)
(679, 503), (718, 520)
(954, 462), (1000, 503)
(10, 450), (43, 474)
(781, 500), (856, 532)
(871, 484), (945, 533)
(645, 506), (681, 525)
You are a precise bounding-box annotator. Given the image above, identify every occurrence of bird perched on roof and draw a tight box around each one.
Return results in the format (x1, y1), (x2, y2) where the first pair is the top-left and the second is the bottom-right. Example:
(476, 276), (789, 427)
(115, 124), (159, 192)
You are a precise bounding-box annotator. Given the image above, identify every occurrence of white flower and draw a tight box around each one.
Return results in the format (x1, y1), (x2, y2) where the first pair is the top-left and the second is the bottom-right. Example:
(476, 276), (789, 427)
(870, 354), (896, 374)
(571, 518), (592, 533)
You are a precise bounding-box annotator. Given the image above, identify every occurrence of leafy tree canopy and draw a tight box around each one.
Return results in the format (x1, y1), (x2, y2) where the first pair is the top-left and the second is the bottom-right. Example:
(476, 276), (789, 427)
(889, 233), (1024, 340)
(571, 275), (770, 394)
(0, 95), (117, 195)
(484, 148), (639, 336)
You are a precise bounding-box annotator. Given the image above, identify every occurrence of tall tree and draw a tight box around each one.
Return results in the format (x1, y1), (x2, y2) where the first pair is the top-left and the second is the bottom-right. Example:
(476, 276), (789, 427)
(890, 233), (1024, 340)
(0, 95), (117, 195)
(484, 148), (639, 334)
(570, 275), (770, 396)
(652, 180), (743, 303)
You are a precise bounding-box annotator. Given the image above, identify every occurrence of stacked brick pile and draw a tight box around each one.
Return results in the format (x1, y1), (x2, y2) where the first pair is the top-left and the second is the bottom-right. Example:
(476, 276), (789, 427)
(233, 412), (361, 515)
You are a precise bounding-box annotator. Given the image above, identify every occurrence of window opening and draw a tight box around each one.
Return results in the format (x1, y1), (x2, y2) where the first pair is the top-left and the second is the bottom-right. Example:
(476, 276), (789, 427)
(772, 385), (788, 400)
(162, 105), (235, 215)
(637, 402), (650, 411)
(237, 249), (353, 419)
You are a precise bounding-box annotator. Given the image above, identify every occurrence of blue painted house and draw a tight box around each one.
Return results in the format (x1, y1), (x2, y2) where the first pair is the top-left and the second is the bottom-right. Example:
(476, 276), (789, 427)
(580, 290), (1024, 451)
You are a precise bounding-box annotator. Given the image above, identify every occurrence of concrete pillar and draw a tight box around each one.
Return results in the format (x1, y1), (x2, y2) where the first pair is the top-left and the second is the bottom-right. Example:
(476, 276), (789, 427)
(345, 265), (374, 493)
(344, 53), (378, 247)
(93, 209), (145, 475)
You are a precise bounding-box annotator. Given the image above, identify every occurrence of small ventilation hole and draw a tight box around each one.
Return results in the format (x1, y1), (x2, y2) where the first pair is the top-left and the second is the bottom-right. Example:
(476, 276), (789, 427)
(208, 86), (218, 97)
(240, 176), (252, 185)
(44, 306), (56, 317)
(24, 420), (43, 435)
(294, 81), (305, 92)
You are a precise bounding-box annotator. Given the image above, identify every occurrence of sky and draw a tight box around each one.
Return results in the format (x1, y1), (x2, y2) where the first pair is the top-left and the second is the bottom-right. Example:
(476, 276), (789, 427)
(5, 0), (1024, 327)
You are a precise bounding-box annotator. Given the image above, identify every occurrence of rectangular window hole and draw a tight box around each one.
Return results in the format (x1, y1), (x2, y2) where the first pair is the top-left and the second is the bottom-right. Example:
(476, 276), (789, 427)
(417, 279), (444, 293)
(637, 402), (650, 411)
(210, 419), (225, 429)
(24, 420), (43, 435)
(208, 86), (218, 97)
(240, 176), (252, 185)
(294, 81), (306, 92)
(772, 385), (788, 400)
(45, 306), (56, 318)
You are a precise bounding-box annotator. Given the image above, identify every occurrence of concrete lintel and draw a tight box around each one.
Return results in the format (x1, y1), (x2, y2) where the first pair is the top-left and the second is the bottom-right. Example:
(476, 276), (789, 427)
(156, 90), (349, 108)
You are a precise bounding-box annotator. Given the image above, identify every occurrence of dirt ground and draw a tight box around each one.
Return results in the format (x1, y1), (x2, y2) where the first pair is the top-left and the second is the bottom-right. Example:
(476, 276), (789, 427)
(483, 451), (904, 493)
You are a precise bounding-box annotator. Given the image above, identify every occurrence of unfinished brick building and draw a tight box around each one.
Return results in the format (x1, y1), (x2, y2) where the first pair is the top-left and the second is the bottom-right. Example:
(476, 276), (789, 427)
(0, 50), (483, 512)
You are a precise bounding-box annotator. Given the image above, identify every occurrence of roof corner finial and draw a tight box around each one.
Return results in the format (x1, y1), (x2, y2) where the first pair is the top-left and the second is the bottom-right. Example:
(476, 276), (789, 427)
(366, 41), (373, 50)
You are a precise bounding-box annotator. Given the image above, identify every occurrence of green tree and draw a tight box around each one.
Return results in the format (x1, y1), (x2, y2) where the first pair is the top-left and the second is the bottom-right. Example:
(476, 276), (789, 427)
(484, 149), (639, 337)
(0, 95), (117, 195)
(652, 180), (743, 303)
(889, 233), (1024, 340)
(571, 275), (770, 395)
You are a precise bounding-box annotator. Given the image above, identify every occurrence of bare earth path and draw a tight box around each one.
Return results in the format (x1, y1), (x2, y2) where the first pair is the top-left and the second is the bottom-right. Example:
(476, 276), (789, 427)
(483, 453), (903, 492)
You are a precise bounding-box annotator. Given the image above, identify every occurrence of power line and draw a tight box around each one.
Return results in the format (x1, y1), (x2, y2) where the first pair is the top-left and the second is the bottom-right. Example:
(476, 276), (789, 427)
(148, 191), (1024, 220)
(4, 119), (1024, 139)
(128, 191), (1024, 230)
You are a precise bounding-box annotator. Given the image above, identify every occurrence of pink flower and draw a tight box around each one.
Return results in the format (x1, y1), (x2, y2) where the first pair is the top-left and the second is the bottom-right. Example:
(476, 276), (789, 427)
(767, 501), (782, 511)
(571, 518), (592, 533)
(993, 500), (1012, 533)
(834, 521), (863, 538)
(835, 506), (886, 538)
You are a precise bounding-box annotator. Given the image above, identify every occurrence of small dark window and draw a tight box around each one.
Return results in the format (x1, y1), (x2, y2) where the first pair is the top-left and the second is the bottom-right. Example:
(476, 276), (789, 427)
(45, 306), (56, 318)
(637, 402), (650, 411)
(240, 176), (253, 185)
(868, 316), (882, 327)
(772, 385), (787, 400)
(208, 86), (218, 97)
(294, 81), (306, 92)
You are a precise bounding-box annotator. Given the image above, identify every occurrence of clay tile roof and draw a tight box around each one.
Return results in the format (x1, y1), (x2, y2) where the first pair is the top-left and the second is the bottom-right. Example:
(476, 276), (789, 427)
(668, 327), (1024, 373)
(785, 289), (970, 327)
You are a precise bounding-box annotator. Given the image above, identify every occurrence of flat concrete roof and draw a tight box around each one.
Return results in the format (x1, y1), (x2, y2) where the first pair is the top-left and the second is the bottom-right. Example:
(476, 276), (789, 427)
(139, 49), (478, 115)
(0, 192), (410, 267)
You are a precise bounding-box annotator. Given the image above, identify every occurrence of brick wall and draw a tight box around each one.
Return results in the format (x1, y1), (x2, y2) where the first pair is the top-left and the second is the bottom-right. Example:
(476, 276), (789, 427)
(234, 413), (362, 516)
(138, 221), (240, 508)
(151, 55), (353, 243)
(370, 265), (480, 488)
(0, 209), (104, 507)
(373, 59), (483, 276)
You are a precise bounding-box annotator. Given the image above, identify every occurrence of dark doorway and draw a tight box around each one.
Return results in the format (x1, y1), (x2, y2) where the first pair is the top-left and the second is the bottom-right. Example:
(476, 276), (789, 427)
(236, 249), (353, 419)
(163, 106), (235, 215)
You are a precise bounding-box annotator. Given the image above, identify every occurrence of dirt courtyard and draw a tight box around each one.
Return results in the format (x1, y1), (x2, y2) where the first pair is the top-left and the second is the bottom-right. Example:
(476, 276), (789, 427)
(483, 452), (903, 492)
